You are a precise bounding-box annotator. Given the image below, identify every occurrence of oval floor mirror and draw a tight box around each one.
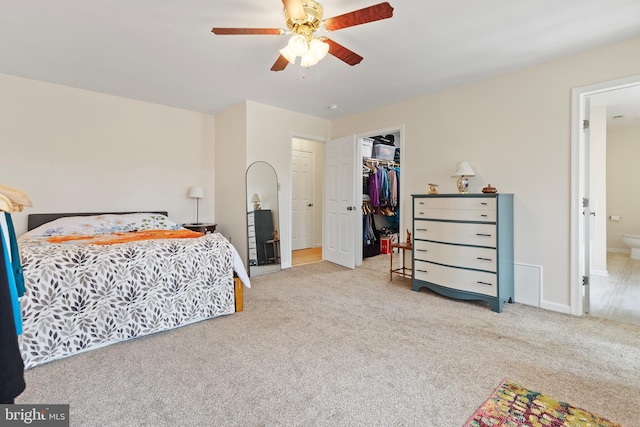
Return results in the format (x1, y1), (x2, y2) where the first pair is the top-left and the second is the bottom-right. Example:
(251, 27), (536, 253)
(246, 161), (281, 277)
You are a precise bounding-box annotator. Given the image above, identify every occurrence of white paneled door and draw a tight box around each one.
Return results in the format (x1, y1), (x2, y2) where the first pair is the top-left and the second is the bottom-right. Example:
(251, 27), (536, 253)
(323, 135), (357, 269)
(292, 149), (314, 250)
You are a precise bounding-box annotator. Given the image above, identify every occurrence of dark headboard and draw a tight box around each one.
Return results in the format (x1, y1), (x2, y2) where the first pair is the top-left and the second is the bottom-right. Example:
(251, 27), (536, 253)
(27, 211), (169, 231)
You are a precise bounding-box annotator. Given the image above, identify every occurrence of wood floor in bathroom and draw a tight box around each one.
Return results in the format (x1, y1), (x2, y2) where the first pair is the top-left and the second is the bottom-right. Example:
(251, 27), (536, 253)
(292, 247), (322, 267)
(590, 252), (640, 326)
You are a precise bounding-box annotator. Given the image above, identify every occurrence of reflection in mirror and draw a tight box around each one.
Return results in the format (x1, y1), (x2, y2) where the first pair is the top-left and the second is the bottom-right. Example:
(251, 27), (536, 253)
(246, 161), (281, 277)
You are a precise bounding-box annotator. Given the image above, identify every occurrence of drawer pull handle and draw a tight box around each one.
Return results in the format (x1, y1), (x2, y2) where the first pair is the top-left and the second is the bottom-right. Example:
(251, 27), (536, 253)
(417, 249), (428, 252)
(476, 257), (492, 261)
(417, 269), (428, 273)
(418, 211), (425, 215)
(477, 281), (493, 286)
(416, 228), (427, 232)
(480, 214), (488, 217)
(481, 202), (488, 205)
(476, 233), (492, 237)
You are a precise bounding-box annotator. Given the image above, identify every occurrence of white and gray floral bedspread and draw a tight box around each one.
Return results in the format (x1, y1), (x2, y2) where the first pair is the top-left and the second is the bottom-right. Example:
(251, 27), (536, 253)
(18, 232), (235, 369)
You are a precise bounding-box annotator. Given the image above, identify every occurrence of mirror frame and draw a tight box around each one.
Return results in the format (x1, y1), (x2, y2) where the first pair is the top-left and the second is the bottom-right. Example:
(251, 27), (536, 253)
(245, 161), (281, 277)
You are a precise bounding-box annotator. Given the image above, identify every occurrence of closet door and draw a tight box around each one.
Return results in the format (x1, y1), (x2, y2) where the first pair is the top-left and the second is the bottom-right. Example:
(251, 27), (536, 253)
(324, 135), (358, 269)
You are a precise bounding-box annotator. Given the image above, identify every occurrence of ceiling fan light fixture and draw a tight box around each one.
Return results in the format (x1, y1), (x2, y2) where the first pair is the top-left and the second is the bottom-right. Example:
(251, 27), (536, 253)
(309, 38), (329, 61)
(279, 45), (297, 64)
(300, 52), (318, 67)
(288, 34), (309, 57)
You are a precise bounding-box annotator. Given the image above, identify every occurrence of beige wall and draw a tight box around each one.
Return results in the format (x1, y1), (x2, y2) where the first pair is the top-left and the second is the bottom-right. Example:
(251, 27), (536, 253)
(244, 101), (330, 268)
(331, 36), (640, 312)
(607, 124), (640, 251)
(0, 73), (215, 236)
(213, 101), (330, 268)
(213, 101), (247, 250)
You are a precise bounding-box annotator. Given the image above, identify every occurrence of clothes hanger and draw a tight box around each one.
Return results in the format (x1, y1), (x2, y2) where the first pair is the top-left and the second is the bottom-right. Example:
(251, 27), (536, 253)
(0, 184), (31, 211)
(0, 193), (14, 213)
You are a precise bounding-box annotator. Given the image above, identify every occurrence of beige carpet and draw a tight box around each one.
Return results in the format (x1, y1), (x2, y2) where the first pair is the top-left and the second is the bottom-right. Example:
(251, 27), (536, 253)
(17, 254), (640, 426)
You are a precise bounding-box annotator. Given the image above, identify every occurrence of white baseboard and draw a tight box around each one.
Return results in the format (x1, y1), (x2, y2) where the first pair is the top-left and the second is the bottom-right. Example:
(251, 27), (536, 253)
(607, 248), (629, 254)
(540, 300), (571, 314)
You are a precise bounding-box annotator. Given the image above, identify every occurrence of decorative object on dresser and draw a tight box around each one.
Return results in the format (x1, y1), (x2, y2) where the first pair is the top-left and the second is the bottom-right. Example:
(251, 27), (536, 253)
(451, 162), (476, 193)
(428, 183), (439, 194)
(411, 193), (514, 312)
(182, 222), (217, 234)
(482, 184), (497, 194)
(247, 209), (275, 266)
(187, 185), (205, 224)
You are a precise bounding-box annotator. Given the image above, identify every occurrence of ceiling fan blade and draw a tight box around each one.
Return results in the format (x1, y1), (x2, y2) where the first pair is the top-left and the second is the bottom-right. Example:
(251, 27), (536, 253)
(323, 2), (394, 31)
(271, 55), (290, 72)
(211, 28), (283, 35)
(323, 38), (363, 66)
(281, 0), (306, 21)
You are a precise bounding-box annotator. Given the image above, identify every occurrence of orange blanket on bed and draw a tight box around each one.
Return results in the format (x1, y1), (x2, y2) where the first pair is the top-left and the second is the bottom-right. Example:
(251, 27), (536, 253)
(47, 229), (204, 245)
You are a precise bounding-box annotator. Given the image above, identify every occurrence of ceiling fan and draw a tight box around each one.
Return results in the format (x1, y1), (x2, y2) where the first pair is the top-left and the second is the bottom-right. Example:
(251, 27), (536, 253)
(211, 0), (394, 71)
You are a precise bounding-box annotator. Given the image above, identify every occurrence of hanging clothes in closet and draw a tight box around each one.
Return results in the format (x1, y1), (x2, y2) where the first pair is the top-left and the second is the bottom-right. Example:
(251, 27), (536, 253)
(0, 186), (31, 404)
(362, 160), (400, 257)
(364, 160), (400, 232)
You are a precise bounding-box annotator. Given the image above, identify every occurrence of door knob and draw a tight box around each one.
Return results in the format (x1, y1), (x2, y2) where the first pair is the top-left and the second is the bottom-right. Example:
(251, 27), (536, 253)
(308, 203), (314, 207)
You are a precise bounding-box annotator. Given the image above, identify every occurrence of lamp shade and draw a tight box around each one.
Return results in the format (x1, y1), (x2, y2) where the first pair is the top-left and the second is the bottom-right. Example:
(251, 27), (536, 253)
(451, 162), (476, 177)
(251, 193), (261, 203)
(188, 186), (205, 199)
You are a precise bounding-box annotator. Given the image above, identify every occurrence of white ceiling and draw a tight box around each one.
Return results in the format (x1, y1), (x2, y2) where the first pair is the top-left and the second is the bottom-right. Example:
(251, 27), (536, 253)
(1, 0), (640, 120)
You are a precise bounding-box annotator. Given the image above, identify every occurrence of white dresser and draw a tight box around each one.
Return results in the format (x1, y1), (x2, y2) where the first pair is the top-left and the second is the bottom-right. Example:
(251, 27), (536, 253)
(411, 194), (514, 312)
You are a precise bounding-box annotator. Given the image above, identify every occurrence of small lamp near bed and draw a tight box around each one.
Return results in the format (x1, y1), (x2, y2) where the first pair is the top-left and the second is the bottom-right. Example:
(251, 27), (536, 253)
(188, 186), (205, 224)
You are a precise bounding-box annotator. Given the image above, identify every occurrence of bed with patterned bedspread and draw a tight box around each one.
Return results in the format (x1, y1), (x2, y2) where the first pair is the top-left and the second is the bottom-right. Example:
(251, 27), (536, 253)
(17, 212), (249, 369)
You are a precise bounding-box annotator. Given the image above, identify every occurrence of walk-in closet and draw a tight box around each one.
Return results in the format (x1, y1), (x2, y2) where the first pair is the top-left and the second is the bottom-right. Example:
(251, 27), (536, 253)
(361, 133), (401, 258)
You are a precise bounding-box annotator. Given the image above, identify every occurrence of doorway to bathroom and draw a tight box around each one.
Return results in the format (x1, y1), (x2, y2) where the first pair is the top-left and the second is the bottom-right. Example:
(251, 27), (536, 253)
(573, 75), (640, 326)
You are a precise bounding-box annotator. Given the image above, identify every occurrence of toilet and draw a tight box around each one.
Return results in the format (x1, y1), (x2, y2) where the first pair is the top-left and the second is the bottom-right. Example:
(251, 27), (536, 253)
(622, 234), (640, 259)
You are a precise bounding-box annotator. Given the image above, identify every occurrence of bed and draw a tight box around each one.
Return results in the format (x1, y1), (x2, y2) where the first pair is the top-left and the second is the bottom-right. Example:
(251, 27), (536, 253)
(17, 211), (249, 369)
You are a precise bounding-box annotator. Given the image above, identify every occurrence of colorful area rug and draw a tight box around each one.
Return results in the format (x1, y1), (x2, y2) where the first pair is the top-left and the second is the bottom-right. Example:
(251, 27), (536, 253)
(464, 379), (622, 427)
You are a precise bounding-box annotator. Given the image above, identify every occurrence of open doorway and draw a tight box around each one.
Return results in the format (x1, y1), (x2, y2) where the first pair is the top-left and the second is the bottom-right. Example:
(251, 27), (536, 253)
(589, 85), (640, 326)
(573, 76), (640, 326)
(291, 137), (324, 266)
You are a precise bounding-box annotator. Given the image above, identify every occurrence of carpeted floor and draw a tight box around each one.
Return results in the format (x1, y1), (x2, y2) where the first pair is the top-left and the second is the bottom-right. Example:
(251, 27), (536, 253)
(16, 254), (640, 426)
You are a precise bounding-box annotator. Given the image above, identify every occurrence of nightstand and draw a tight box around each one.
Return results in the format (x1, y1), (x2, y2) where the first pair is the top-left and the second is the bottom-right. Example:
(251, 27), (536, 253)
(182, 223), (217, 234)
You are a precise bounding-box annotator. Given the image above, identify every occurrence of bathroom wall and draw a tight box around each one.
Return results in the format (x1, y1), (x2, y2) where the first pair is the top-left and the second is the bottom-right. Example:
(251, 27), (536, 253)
(607, 123), (640, 251)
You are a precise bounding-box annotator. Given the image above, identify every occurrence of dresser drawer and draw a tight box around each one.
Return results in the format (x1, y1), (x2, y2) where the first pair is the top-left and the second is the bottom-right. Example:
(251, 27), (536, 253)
(414, 260), (497, 297)
(414, 207), (495, 222)
(414, 220), (496, 247)
(414, 197), (495, 211)
(413, 240), (497, 272)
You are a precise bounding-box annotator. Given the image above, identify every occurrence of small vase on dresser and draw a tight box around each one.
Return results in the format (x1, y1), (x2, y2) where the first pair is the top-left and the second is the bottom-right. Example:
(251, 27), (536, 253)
(411, 193), (514, 312)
